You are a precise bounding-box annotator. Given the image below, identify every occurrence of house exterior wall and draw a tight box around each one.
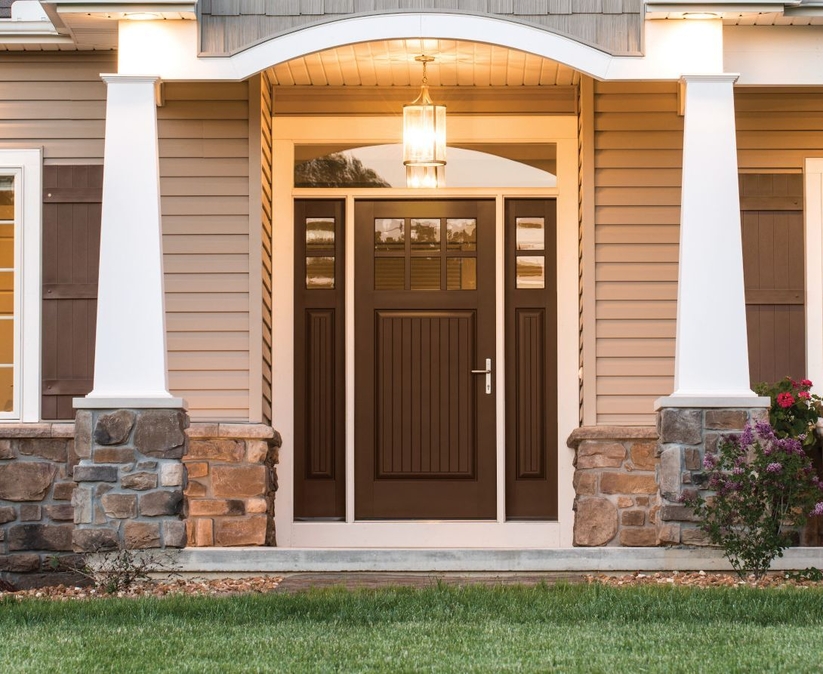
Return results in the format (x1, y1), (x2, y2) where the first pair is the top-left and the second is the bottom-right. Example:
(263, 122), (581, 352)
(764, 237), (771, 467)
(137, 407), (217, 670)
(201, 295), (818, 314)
(0, 58), (262, 423)
(593, 81), (681, 426)
(590, 84), (823, 427)
(0, 53), (111, 164)
(158, 81), (254, 421)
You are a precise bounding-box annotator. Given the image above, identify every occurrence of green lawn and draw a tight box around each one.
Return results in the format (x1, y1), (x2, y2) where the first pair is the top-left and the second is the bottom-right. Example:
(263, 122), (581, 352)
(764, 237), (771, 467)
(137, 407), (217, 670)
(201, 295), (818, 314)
(3, 583), (823, 673)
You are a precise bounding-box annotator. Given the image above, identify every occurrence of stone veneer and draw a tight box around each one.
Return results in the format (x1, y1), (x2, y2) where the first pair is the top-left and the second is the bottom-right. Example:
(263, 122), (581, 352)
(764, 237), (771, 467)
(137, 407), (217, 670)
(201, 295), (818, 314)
(655, 406), (768, 546)
(0, 423), (79, 586)
(567, 427), (661, 547)
(71, 409), (189, 553)
(184, 423), (280, 547)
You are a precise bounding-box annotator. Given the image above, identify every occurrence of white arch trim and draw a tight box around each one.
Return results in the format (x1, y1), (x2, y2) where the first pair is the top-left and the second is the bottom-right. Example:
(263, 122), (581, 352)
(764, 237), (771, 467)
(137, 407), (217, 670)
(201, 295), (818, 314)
(119, 13), (723, 82)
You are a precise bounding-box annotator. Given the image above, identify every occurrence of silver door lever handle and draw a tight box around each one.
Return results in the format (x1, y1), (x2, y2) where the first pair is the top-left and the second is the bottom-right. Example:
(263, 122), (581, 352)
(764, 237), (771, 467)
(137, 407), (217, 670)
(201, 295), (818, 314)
(471, 358), (492, 394)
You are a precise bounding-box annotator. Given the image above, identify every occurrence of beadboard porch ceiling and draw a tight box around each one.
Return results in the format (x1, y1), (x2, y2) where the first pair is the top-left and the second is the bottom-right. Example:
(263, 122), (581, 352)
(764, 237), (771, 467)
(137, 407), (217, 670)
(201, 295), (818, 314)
(267, 39), (581, 87)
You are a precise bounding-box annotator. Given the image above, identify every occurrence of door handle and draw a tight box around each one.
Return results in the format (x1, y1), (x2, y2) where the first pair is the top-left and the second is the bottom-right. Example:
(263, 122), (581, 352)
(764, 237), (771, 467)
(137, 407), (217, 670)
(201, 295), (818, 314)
(471, 358), (492, 395)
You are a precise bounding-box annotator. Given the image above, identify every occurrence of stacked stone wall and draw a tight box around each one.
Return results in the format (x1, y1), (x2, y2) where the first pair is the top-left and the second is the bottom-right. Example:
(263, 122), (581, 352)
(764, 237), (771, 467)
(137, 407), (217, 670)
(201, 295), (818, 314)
(568, 427), (660, 546)
(656, 406), (768, 545)
(0, 423), (79, 585)
(71, 409), (189, 553)
(184, 424), (280, 547)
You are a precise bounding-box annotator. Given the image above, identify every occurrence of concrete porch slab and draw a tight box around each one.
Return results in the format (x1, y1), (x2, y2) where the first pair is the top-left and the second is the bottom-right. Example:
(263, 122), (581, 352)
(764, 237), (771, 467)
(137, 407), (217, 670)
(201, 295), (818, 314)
(176, 547), (823, 574)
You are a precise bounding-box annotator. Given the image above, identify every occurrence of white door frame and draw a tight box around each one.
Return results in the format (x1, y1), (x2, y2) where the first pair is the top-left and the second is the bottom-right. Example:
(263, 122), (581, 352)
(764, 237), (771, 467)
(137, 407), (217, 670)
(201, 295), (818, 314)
(805, 159), (823, 393)
(272, 114), (578, 548)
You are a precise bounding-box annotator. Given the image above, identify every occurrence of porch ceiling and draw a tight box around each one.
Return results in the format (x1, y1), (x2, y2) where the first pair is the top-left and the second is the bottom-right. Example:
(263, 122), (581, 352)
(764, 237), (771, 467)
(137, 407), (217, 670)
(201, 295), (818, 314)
(267, 39), (581, 88)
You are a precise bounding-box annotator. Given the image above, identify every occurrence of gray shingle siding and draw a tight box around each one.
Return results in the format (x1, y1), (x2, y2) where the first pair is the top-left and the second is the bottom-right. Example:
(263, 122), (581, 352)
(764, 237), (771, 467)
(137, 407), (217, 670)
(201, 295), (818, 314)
(0, 0), (12, 20)
(199, 0), (643, 56)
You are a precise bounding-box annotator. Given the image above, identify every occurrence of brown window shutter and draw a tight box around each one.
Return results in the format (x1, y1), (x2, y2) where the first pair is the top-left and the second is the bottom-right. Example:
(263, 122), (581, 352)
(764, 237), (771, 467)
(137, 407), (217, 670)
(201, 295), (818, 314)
(41, 165), (102, 420)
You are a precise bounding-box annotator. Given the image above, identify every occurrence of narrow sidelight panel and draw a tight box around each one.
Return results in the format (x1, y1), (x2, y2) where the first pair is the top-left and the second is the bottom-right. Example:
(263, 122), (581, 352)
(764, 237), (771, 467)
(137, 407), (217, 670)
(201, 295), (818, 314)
(505, 199), (558, 520)
(294, 200), (345, 519)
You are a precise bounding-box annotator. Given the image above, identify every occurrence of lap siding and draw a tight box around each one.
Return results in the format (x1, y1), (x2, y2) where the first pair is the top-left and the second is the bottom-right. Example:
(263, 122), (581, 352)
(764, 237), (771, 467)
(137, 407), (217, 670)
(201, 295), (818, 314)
(159, 81), (252, 421)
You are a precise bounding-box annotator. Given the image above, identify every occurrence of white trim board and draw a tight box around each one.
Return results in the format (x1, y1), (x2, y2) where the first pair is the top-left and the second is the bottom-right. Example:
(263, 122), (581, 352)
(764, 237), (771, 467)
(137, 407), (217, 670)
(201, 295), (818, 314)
(271, 114), (579, 548)
(0, 149), (41, 423)
(805, 159), (823, 395)
(118, 16), (725, 83)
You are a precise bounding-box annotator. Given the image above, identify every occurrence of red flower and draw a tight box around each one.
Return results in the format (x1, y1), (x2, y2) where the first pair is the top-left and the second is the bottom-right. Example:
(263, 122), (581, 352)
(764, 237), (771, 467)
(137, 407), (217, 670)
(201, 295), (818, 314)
(777, 392), (796, 408)
(801, 379), (813, 388)
(799, 391), (811, 400)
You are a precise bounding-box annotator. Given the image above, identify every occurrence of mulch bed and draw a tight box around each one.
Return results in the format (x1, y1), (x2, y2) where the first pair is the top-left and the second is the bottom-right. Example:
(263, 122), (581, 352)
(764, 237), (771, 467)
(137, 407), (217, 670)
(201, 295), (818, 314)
(0, 576), (283, 600)
(2, 570), (823, 600)
(586, 570), (823, 588)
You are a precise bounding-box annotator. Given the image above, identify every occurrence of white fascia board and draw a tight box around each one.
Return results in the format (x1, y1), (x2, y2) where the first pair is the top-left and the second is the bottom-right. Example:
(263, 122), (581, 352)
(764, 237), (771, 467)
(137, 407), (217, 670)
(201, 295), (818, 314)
(647, 1), (787, 9)
(0, 21), (66, 40)
(42, 0), (196, 20)
(45, 0), (194, 13)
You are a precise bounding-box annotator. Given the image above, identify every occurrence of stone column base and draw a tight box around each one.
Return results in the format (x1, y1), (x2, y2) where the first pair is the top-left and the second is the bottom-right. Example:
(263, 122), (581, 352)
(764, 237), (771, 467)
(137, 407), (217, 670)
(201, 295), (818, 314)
(71, 408), (189, 552)
(184, 424), (280, 547)
(567, 427), (660, 546)
(656, 405), (768, 545)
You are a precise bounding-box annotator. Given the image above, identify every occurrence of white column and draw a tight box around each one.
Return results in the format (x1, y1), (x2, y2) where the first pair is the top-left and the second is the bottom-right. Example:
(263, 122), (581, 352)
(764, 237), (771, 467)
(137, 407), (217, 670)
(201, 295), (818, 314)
(75, 75), (184, 409)
(657, 74), (767, 408)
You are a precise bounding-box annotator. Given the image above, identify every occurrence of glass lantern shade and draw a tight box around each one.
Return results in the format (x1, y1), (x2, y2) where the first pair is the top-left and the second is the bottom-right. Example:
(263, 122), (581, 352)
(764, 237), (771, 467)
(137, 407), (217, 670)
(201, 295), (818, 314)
(402, 85), (446, 168)
(405, 164), (445, 189)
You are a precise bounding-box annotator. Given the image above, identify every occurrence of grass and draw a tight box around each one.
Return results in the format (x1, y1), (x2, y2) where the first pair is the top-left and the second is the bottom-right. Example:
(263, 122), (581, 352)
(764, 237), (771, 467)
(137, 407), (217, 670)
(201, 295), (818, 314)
(3, 583), (823, 673)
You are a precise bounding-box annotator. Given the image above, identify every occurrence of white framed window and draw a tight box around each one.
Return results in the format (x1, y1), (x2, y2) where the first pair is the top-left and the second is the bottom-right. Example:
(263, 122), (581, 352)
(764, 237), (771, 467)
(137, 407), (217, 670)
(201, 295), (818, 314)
(0, 150), (42, 422)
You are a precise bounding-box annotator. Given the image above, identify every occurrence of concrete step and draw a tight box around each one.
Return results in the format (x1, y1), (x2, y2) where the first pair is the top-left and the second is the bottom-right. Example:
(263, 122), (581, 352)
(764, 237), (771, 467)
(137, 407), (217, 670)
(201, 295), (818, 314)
(176, 547), (823, 574)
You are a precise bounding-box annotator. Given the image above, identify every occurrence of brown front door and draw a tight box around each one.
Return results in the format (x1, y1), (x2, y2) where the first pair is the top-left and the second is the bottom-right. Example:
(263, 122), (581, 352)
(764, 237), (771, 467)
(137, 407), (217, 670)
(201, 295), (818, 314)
(354, 200), (497, 519)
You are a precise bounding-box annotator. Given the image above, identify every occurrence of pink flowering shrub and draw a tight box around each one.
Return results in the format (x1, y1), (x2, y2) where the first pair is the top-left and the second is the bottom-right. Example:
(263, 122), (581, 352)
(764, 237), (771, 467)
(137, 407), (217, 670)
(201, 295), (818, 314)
(686, 421), (823, 578)
(754, 377), (822, 446)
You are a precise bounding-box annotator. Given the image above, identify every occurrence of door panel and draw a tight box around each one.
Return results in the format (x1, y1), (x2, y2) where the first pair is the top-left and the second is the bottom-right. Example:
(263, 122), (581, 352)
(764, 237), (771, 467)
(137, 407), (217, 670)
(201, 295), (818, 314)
(294, 199), (346, 520)
(505, 199), (558, 520)
(355, 200), (496, 520)
(375, 310), (476, 479)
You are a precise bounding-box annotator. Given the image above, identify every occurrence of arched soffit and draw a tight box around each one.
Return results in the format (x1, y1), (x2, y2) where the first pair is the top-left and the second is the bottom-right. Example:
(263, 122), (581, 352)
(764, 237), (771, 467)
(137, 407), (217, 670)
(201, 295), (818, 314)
(214, 13), (637, 81)
(199, 5), (642, 59)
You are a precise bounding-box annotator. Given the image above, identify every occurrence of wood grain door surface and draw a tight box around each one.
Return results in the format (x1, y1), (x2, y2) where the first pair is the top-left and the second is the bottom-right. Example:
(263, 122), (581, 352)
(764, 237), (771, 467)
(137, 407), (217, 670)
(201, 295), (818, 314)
(354, 200), (497, 519)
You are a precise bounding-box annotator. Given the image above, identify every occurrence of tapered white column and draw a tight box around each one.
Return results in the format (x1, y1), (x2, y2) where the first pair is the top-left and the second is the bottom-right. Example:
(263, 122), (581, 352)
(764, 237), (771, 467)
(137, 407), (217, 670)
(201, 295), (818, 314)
(76, 75), (183, 409)
(657, 74), (765, 407)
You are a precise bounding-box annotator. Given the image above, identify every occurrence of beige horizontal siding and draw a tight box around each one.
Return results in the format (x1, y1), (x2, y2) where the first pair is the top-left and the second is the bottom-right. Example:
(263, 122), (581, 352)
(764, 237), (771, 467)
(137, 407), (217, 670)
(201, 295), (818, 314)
(0, 53), (113, 163)
(592, 85), (823, 424)
(593, 81), (680, 425)
(736, 88), (823, 170)
(159, 81), (251, 421)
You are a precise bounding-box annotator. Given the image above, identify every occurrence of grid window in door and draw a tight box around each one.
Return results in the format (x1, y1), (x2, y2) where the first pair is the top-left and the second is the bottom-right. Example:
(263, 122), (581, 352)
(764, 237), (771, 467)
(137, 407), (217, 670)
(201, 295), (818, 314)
(374, 216), (477, 291)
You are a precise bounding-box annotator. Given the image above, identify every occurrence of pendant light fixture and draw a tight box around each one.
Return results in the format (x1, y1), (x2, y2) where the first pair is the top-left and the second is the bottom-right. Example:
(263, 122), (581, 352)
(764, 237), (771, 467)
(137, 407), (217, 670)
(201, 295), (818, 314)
(403, 55), (446, 187)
